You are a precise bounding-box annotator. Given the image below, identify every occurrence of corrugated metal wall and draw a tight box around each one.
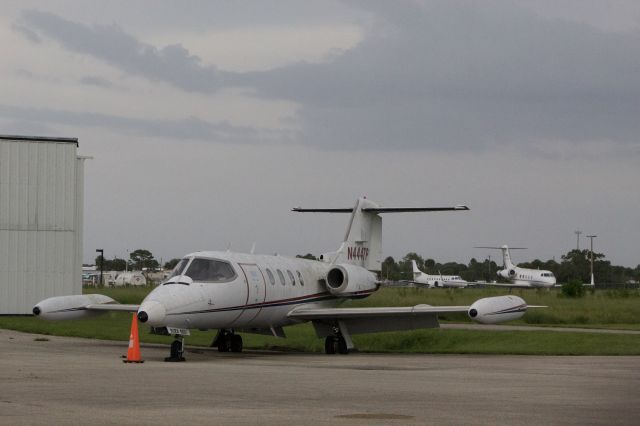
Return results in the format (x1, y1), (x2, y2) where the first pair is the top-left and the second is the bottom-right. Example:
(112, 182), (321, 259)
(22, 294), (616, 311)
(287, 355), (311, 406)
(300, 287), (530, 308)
(0, 137), (84, 314)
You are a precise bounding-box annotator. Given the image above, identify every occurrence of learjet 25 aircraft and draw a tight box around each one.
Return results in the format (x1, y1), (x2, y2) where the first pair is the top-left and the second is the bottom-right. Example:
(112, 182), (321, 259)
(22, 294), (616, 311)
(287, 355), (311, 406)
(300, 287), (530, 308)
(34, 198), (543, 361)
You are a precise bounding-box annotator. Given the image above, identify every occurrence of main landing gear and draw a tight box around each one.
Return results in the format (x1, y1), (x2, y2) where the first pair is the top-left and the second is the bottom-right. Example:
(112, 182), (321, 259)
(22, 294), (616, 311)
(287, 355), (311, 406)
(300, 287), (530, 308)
(211, 329), (243, 353)
(324, 334), (349, 355)
(165, 335), (186, 362)
(324, 323), (354, 355)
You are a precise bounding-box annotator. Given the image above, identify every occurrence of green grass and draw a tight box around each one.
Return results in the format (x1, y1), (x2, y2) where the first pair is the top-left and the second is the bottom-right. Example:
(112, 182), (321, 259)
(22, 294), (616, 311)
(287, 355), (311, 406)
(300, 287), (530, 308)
(348, 287), (640, 328)
(1, 286), (639, 355)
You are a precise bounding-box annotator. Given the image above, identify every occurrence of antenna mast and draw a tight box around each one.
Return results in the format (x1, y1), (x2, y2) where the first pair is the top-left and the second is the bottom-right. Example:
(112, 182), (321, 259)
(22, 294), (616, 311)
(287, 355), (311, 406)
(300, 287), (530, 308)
(574, 229), (582, 250)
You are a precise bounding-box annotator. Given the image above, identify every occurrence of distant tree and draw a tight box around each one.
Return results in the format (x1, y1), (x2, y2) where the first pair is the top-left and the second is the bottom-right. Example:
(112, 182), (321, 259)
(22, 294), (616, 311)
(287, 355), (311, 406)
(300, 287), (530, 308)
(110, 257), (127, 271)
(381, 256), (401, 280)
(129, 249), (159, 270)
(403, 252), (424, 269)
(558, 249), (608, 283)
(164, 258), (181, 270)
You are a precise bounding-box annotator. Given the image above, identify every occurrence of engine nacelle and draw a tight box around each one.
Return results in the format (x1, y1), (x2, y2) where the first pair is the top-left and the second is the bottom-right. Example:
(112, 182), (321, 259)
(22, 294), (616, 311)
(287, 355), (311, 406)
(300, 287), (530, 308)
(467, 295), (527, 324)
(325, 263), (377, 296)
(498, 269), (517, 279)
(32, 294), (117, 320)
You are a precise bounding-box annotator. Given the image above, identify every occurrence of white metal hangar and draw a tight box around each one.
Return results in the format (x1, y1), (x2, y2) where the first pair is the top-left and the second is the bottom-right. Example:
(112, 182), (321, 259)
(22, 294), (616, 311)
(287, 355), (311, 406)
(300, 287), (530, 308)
(0, 135), (87, 314)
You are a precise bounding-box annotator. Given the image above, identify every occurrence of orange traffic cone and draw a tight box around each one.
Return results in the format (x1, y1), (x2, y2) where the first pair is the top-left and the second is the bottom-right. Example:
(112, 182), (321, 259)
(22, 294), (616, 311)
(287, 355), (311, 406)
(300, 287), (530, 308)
(123, 313), (144, 363)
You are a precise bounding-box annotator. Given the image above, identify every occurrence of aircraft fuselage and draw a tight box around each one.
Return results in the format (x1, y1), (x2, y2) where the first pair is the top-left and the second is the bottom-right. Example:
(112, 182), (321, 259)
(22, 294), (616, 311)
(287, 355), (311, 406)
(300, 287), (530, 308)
(138, 251), (377, 331)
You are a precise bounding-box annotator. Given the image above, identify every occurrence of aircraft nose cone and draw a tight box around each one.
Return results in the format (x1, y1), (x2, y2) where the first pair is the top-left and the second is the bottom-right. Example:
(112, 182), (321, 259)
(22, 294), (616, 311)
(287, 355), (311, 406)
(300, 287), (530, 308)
(32, 306), (41, 316)
(137, 301), (166, 327)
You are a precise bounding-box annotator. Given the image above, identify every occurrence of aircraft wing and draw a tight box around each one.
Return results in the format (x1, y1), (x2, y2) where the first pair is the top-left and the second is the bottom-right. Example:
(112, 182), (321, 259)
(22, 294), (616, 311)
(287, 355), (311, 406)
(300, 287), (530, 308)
(33, 294), (140, 320)
(287, 304), (468, 336)
(378, 280), (426, 288)
(288, 305), (469, 319)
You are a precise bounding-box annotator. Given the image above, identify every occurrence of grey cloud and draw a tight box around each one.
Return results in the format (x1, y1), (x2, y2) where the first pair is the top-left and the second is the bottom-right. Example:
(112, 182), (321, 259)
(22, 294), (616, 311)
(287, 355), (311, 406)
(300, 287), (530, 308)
(16, 3), (640, 153)
(19, 9), (230, 93)
(0, 104), (289, 143)
(0, 118), (55, 136)
(80, 75), (113, 88)
(11, 22), (41, 43)
(240, 0), (640, 150)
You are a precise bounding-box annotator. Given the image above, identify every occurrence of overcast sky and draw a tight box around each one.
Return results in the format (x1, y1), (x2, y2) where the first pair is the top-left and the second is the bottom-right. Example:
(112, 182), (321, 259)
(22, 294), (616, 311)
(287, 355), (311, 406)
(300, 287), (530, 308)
(1, 1), (639, 268)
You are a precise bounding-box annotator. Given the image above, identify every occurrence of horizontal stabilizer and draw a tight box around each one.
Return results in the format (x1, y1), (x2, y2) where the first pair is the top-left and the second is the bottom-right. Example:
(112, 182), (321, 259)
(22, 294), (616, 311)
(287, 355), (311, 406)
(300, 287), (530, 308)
(292, 208), (353, 213)
(293, 205), (469, 213)
(474, 246), (527, 250)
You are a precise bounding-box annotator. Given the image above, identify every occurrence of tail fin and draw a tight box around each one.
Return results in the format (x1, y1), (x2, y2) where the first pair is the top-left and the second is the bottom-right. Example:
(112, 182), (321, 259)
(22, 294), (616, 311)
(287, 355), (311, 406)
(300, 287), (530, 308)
(411, 260), (421, 278)
(475, 245), (525, 269)
(293, 197), (468, 272)
(501, 245), (515, 269)
(332, 198), (382, 271)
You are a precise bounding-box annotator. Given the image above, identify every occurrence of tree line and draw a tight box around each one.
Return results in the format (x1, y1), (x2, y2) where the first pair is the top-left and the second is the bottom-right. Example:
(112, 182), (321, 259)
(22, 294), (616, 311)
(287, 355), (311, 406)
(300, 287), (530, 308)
(93, 249), (161, 271)
(93, 248), (639, 284)
(380, 249), (640, 284)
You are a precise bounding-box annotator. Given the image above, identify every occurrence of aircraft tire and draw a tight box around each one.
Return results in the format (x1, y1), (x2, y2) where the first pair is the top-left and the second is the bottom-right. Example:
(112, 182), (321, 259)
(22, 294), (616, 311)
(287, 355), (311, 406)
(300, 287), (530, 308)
(230, 334), (243, 353)
(218, 336), (230, 352)
(337, 336), (349, 355)
(324, 336), (336, 354)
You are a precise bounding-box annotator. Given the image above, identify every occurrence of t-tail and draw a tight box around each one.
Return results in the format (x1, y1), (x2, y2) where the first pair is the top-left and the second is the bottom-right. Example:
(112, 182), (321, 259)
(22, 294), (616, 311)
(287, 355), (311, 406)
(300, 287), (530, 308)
(293, 197), (469, 272)
(475, 245), (527, 270)
(501, 245), (515, 270)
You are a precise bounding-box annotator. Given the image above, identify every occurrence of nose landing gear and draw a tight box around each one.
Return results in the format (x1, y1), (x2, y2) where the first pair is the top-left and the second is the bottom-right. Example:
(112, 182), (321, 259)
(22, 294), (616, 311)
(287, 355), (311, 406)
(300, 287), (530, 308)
(165, 335), (186, 362)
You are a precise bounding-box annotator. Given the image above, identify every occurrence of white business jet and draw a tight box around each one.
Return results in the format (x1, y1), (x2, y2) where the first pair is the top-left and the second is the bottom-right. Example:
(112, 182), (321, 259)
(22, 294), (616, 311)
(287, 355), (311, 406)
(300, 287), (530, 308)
(475, 245), (556, 288)
(34, 199), (542, 361)
(407, 260), (468, 288)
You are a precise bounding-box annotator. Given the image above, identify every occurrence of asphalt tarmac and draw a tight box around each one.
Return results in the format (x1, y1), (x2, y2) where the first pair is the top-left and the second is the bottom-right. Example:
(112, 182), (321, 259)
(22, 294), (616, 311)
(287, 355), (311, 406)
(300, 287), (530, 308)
(2, 329), (639, 425)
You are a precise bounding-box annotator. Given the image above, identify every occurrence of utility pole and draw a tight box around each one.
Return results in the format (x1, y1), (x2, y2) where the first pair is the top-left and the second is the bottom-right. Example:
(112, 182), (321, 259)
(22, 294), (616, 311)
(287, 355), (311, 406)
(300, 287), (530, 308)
(96, 249), (104, 286)
(586, 235), (597, 286)
(574, 229), (582, 250)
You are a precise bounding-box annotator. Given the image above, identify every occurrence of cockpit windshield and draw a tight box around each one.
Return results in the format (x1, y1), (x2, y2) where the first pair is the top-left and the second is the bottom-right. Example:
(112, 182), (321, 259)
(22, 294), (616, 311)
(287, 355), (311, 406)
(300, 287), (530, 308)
(168, 258), (190, 279)
(184, 258), (236, 283)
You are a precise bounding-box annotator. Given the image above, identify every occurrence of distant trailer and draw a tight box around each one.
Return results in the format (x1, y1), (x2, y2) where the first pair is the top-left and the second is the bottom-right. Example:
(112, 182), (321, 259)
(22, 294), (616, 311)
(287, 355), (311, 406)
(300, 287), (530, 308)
(114, 271), (146, 286)
(0, 135), (88, 314)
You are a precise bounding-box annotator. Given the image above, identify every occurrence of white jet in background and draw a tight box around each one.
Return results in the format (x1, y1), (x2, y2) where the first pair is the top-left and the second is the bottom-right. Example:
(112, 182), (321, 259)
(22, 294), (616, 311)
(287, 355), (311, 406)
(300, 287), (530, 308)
(408, 260), (469, 288)
(34, 199), (543, 361)
(475, 245), (557, 288)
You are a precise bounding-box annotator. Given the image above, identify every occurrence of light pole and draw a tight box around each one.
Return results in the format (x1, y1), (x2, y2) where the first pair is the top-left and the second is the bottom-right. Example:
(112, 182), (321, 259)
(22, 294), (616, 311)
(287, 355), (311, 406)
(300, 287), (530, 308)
(575, 229), (582, 251)
(586, 235), (597, 286)
(96, 249), (104, 286)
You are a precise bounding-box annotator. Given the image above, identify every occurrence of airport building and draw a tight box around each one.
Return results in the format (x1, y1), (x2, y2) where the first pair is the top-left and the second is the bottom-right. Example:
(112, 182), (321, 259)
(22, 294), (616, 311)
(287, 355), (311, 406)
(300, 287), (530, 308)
(0, 135), (87, 314)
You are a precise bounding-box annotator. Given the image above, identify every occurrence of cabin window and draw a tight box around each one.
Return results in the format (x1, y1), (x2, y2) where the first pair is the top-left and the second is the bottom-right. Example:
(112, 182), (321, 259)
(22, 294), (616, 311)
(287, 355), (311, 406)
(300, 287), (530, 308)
(168, 258), (190, 279)
(277, 269), (286, 286)
(287, 270), (296, 286)
(297, 270), (305, 286)
(266, 269), (276, 285)
(184, 258), (236, 283)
